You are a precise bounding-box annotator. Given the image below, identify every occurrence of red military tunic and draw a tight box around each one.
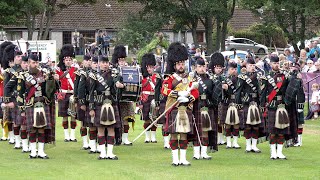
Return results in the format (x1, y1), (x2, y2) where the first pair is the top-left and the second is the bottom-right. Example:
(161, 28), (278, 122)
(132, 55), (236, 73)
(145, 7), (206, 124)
(161, 73), (199, 134)
(140, 73), (157, 121)
(56, 67), (76, 92)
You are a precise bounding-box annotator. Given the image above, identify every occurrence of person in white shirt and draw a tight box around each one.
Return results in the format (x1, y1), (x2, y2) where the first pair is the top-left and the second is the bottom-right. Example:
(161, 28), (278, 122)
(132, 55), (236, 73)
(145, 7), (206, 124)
(310, 83), (320, 118)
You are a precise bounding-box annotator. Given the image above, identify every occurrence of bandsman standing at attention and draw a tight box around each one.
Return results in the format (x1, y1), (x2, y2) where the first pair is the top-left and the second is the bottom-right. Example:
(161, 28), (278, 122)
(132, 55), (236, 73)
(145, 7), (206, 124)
(54, 44), (77, 142)
(161, 42), (199, 166)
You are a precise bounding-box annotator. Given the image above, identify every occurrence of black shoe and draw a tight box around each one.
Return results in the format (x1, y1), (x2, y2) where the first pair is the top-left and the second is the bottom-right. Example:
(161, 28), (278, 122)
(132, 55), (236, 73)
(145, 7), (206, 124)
(202, 157), (212, 160)
(123, 143), (133, 146)
(245, 150), (251, 153)
(38, 155), (49, 159)
(22, 150), (29, 153)
(172, 163), (179, 166)
(151, 141), (157, 143)
(81, 147), (90, 150)
(145, 141), (150, 143)
(0, 138), (8, 141)
(107, 156), (119, 160)
(164, 146), (171, 149)
(14, 146), (22, 149)
(88, 151), (97, 154)
(64, 139), (70, 142)
(70, 139), (77, 142)
(97, 156), (107, 160)
(233, 146), (241, 149)
(179, 163), (191, 166)
(29, 155), (37, 159)
(193, 157), (200, 160)
(251, 149), (261, 153)
(9, 141), (15, 144)
(226, 146), (232, 149)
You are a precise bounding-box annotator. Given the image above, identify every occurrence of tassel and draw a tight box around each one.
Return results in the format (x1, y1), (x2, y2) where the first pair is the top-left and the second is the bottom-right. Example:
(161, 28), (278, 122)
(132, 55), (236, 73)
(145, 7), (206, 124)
(176, 107), (190, 133)
(250, 107), (255, 123)
(201, 111), (212, 131)
(283, 111), (290, 124)
(254, 107), (260, 123)
(34, 107), (47, 128)
(39, 111), (46, 127)
(36, 112), (41, 127)
(101, 107), (108, 122)
(230, 109), (235, 124)
(279, 111), (284, 124)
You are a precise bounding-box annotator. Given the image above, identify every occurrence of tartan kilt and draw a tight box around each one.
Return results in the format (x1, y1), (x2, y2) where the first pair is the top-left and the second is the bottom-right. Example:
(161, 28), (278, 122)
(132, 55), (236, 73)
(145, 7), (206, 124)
(266, 109), (290, 135)
(165, 106), (193, 134)
(193, 107), (215, 138)
(93, 104), (121, 128)
(0, 97), (3, 118)
(119, 101), (135, 121)
(48, 102), (56, 143)
(10, 107), (22, 125)
(218, 103), (228, 125)
(141, 95), (154, 121)
(58, 93), (72, 117)
(157, 101), (166, 124)
(25, 104), (52, 132)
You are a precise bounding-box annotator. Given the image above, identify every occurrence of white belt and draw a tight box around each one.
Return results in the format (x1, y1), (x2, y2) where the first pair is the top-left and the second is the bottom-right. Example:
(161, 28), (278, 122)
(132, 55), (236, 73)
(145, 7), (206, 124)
(61, 89), (74, 93)
(142, 91), (155, 95)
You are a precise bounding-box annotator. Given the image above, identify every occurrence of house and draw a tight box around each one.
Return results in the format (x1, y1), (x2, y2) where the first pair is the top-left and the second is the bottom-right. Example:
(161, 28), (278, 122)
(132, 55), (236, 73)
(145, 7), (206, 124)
(1, 0), (261, 50)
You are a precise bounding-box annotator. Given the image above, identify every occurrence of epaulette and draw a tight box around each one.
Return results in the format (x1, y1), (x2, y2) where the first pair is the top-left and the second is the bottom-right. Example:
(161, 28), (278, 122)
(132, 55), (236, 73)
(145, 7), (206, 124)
(4, 68), (10, 73)
(259, 75), (268, 81)
(89, 72), (97, 80)
(13, 71), (19, 77)
(74, 69), (81, 76)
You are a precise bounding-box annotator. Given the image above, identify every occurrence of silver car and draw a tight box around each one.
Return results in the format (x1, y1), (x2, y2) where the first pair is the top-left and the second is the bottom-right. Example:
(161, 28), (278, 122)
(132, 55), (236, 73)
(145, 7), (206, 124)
(225, 38), (268, 54)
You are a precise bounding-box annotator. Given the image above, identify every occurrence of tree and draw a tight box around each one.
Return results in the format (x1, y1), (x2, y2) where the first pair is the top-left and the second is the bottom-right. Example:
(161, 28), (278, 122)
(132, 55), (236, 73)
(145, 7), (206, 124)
(241, 0), (320, 54)
(0, 1), (22, 26)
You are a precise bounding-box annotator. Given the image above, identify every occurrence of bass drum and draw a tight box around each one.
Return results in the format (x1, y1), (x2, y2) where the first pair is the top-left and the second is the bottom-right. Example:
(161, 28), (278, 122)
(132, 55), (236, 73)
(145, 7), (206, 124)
(119, 66), (142, 102)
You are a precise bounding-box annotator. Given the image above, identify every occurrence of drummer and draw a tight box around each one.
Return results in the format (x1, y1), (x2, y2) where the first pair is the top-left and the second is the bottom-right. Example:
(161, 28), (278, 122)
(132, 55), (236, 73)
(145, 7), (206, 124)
(111, 45), (135, 145)
(139, 53), (158, 143)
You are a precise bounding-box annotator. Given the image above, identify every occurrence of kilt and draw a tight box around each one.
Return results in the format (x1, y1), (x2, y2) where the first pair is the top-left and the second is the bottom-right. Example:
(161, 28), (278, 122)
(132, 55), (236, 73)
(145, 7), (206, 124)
(218, 103), (228, 124)
(25, 104), (52, 132)
(119, 101), (135, 121)
(193, 107), (215, 138)
(10, 107), (22, 125)
(165, 106), (193, 134)
(93, 104), (121, 128)
(0, 97), (3, 118)
(141, 95), (154, 121)
(266, 109), (290, 135)
(157, 101), (166, 124)
(58, 93), (72, 117)
(49, 102), (56, 142)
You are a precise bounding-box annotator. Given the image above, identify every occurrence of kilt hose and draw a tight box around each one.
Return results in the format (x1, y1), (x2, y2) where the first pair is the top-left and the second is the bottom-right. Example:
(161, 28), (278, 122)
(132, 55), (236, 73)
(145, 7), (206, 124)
(58, 93), (73, 117)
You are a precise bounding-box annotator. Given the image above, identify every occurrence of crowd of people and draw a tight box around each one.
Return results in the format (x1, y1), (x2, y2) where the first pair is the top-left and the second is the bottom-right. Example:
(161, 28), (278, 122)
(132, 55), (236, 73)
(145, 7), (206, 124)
(0, 40), (306, 166)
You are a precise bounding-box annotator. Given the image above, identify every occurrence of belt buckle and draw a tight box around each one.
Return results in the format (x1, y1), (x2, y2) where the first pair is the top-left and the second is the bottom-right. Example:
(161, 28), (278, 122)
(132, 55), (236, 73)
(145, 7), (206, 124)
(35, 91), (42, 97)
(200, 94), (206, 100)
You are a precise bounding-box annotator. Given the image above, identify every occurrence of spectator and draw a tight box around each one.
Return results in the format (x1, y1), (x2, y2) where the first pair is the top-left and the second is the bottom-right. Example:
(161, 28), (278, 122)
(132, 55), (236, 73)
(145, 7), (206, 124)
(284, 48), (294, 62)
(96, 30), (105, 52)
(310, 83), (320, 119)
(314, 62), (320, 73)
(72, 59), (80, 68)
(306, 60), (316, 72)
(194, 48), (201, 57)
(103, 32), (111, 56)
(301, 60), (309, 72)
(300, 49), (308, 61)
(309, 40), (320, 59)
(79, 34), (85, 55)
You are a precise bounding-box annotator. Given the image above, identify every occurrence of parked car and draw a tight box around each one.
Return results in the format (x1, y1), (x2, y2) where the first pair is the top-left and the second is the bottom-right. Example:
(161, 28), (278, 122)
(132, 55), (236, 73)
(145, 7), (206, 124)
(221, 50), (248, 60)
(225, 37), (268, 54)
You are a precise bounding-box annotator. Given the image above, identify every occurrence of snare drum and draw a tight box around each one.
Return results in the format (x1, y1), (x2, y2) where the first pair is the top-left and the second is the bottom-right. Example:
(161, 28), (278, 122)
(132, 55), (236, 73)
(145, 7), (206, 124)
(119, 66), (142, 102)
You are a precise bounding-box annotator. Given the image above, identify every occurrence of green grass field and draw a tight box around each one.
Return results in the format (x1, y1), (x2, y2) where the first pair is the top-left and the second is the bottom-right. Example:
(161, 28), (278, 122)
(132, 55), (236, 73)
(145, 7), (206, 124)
(0, 115), (319, 180)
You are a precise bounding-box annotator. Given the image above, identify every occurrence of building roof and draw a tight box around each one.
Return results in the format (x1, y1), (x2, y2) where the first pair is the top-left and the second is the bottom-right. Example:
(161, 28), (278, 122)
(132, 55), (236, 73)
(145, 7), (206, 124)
(2, 1), (260, 31)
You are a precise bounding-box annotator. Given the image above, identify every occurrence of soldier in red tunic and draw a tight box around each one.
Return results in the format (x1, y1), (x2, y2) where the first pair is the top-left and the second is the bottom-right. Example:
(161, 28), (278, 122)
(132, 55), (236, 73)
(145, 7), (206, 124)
(54, 44), (77, 142)
(139, 53), (158, 143)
